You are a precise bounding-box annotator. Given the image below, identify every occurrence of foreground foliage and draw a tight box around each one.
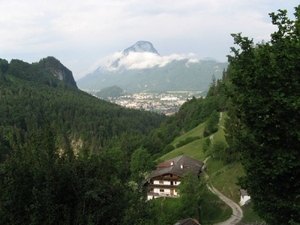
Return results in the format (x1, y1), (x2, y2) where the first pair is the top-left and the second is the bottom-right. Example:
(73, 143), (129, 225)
(0, 127), (153, 225)
(226, 6), (300, 224)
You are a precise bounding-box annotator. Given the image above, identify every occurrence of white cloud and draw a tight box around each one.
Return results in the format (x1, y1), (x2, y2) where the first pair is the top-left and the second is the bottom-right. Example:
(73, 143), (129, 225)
(187, 58), (199, 63)
(110, 52), (185, 70)
(77, 51), (195, 78)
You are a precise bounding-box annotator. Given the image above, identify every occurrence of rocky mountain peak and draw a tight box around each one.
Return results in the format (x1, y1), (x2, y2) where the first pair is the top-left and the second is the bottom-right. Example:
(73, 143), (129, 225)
(123, 41), (159, 55)
(39, 56), (77, 88)
(109, 41), (159, 68)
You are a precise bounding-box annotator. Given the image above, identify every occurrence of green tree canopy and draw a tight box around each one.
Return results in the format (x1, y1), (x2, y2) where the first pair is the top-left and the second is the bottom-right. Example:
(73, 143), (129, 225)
(226, 5), (300, 224)
(177, 171), (206, 223)
(203, 110), (219, 137)
(0, 126), (148, 225)
(130, 147), (155, 181)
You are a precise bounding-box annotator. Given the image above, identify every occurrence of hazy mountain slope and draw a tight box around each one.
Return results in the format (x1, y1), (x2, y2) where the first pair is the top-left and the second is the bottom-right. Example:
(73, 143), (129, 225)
(77, 41), (228, 92)
(95, 85), (124, 100)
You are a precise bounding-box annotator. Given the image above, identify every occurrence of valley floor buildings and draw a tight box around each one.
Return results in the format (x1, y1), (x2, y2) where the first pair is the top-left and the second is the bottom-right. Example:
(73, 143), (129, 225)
(107, 92), (204, 115)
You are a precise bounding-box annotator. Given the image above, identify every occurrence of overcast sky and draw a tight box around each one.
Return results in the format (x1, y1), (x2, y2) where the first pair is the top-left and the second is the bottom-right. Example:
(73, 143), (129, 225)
(0, 0), (298, 80)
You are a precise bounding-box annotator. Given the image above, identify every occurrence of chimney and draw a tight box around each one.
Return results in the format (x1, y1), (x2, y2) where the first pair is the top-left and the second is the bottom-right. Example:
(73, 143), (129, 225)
(170, 161), (174, 166)
(180, 164), (183, 169)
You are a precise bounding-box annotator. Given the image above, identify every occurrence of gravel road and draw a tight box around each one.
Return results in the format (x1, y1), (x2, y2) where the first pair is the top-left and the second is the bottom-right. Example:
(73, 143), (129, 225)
(207, 183), (243, 225)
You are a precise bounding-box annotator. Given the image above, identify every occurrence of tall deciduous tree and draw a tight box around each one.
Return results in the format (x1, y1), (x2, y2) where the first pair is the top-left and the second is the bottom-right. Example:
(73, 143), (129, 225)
(211, 140), (227, 161)
(203, 110), (219, 137)
(130, 147), (155, 181)
(177, 171), (208, 224)
(226, 6), (300, 224)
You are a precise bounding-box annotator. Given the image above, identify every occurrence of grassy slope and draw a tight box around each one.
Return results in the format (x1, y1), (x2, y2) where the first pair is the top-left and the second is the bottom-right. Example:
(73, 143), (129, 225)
(158, 111), (264, 223)
(160, 112), (226, 162)
(210, 162), (245, 202)
(160, 121), (207, 162)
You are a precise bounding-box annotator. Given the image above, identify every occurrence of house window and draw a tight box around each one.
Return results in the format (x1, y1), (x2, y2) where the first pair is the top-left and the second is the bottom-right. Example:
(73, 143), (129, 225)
(160, 189), (164, 192)
(175, 181), (177, 185)
(159, 180), (164, 184)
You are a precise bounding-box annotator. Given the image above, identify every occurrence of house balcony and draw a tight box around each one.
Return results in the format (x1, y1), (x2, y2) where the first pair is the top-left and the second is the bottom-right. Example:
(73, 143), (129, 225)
(147, 184), (179, 189)
(153, 175), (182, 181)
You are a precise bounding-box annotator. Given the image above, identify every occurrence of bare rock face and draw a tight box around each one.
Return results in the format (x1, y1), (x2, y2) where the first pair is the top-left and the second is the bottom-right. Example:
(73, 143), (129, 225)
(39, 56), (77, 87)
(123, 41), (159, 55)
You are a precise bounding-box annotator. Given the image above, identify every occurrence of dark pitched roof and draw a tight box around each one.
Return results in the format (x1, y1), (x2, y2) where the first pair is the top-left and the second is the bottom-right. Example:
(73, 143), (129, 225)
(240, 189), (249, 197)
(148, 155), (204, 179)
(174, 218), (200, 225)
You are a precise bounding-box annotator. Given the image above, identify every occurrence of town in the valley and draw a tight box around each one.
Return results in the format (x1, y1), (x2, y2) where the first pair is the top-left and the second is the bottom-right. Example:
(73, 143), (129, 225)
(105, 91), (205, 115)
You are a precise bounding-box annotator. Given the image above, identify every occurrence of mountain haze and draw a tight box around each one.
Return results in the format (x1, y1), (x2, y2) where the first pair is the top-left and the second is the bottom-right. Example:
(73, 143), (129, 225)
(95, 85), (125, 100)
(77, 41), (228, 93)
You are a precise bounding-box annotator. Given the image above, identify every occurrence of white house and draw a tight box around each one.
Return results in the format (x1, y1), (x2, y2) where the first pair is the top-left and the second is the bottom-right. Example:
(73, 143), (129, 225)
(144, 155), (204, 200)
(239, 189), (251, 206)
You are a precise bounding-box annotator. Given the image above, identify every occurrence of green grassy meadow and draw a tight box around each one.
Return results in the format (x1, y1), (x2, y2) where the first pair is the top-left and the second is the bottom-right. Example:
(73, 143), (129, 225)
(160, 121), (207, 162)
(210, 162), (245, 202)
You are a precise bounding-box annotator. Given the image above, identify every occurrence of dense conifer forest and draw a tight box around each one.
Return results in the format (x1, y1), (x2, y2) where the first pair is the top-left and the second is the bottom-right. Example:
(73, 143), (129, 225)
(0, 57), (166, 161)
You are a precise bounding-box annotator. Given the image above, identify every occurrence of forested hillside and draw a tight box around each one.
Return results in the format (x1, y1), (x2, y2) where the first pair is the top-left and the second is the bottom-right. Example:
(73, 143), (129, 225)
(0, 57), (166, 162)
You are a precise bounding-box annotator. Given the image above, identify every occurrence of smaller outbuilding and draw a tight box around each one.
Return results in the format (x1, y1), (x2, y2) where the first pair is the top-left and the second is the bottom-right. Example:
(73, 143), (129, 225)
(239, 189), (251, 206)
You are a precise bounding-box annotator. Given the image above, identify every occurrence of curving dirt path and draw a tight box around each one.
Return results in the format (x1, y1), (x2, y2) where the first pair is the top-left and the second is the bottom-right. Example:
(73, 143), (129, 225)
(203, 155), (243, 225)
(202, 112), (243, 224)
(207, 183), (243, 225)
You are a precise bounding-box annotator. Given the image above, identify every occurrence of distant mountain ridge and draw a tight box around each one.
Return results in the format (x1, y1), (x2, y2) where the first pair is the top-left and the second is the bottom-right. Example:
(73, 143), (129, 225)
(77, 41), (228, 93)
